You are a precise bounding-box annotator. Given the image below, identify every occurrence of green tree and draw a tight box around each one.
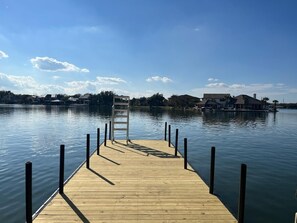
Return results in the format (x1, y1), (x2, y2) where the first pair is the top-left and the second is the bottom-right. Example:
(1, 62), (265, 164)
(139, 97), (148, 106)
(131, 97), (142, 106)
(147, 93), (166, 107)
(89, 91), (115, 106)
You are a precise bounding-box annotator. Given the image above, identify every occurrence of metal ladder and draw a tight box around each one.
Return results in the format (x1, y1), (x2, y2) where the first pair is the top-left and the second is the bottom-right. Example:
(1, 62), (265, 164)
(111, 95), (130, 144)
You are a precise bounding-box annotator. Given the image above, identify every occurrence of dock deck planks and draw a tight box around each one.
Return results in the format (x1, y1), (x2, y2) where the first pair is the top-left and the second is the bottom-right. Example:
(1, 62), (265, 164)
(33, 140), (237, 223)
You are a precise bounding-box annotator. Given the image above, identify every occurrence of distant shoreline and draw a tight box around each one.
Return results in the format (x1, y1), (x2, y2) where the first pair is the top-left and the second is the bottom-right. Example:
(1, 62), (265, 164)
(1, 103), (297, 110)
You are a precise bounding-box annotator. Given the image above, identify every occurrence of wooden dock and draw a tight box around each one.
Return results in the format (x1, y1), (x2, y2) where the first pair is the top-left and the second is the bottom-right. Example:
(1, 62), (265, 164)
(33, 140), (237, 223)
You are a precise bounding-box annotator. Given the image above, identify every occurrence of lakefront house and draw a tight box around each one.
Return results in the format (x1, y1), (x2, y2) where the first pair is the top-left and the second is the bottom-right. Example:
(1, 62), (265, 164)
(198, 93), (265, 111)
(234, 94), (263, 111)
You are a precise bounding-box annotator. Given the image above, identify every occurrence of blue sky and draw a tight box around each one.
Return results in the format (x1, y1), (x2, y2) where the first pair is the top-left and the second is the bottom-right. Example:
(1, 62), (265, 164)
(0, 0), (297, 102)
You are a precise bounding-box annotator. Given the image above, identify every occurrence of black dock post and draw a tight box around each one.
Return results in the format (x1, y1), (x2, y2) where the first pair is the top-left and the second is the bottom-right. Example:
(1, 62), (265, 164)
(25, 161), (32, 223)
(59, 145), (65, 194)
(168, 125), (171, 147)
(104, 123), (107, 146)
(184, 138), (187, 169)
(109, 121), (111, 140)
(238, 164), (247, 223)
(175, 129), (178, 156)
(164, 122), (167, 141)
(97, 128), (100, 155)
(86, 134), (90, 169)
(209, 146), (215, 194)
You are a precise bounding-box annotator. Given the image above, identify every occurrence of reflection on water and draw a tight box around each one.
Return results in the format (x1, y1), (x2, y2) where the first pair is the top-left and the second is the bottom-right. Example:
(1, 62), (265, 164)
(131, 107), (201, 121)
(0, 104), (113, 117)
(0, 105), (296, 223)
(131, 107), (270, 126)
(131, 106), (166, 118)
(0, 105), (269, 126)
(202, 111), (268, 126)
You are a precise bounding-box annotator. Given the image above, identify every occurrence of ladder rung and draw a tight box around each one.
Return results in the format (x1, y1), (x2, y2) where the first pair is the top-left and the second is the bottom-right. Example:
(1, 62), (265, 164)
(114, 109), (128, 112)
(114, 128), (127, 131)
(112, 95), (129, 142)
(114, 102), (129, 106)
(114, 115), (128, 118)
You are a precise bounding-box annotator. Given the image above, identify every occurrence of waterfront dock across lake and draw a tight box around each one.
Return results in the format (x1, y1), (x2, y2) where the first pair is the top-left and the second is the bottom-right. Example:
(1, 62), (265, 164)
(33, 139), (237, 223)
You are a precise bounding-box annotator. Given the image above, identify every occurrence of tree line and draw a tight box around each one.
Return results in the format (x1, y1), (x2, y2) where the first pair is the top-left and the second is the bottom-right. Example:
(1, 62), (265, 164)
(1, 90), (296, 109)
(0, 90), (201, 108)
(131, 93), (201, 108)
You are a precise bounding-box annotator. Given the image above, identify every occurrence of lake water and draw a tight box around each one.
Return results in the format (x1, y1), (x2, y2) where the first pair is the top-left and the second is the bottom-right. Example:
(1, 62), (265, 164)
(0, 104), (296, 223)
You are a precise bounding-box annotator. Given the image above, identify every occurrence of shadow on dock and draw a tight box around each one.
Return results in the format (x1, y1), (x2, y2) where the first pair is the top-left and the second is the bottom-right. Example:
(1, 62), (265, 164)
(99, 154), (120, 165)
(105, 145), (125, 153)
(61, 193), (90, 223)
(114, 141), (179, 158)
(89, 168), (115, 185)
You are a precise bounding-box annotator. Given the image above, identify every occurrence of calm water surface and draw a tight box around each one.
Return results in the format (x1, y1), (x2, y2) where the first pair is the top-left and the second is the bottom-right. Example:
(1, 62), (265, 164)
(0, 105), (296, 223)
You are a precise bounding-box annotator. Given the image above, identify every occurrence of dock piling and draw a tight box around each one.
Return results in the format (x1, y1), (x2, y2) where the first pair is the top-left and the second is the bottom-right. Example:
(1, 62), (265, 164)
(238, 164), (247, 223)
(209, 146), (216, 194)
(175, 129), (178, 156)
(97, 128), (100, 155)
(59, 145), (65, 194)
(164, 122), (167, 141)
(104, 123), (107, 146)
(109, 121), (111, 140)
(184, 138), (187, 169)
(25, 161), (32, 223)
(86, 134), (90, 169)
(168, 125), (171, 147)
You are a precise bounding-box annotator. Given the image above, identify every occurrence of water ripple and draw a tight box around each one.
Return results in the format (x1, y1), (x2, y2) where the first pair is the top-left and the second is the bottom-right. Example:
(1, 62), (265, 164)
(0, 107), (296, 223)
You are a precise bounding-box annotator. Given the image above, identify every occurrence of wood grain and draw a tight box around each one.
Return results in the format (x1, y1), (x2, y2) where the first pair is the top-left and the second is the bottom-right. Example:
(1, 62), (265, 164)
(34, 140), (236, 223)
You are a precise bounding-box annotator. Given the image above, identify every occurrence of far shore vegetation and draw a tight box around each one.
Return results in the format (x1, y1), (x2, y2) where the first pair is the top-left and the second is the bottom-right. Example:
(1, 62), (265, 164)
(0, 90), (296, 109)
(0, 90), (200, 109)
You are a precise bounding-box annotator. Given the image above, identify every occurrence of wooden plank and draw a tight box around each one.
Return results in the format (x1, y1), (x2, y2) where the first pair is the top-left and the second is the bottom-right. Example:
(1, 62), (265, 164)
(34, 140), (237, 223)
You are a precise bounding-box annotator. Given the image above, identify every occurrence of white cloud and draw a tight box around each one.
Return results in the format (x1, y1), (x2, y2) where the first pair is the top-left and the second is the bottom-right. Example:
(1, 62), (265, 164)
(0, 73), (128, 95)
(276, 83), (285, 87)
(208, 78), (219, 82)
(1, 72), (296, 102)
(229, 84), (246, 89)
(206, 82), (227, 88)
(0, 50), (8, 59)
(0, 72), (64, 94)
(52, 76), (60, 80)
(30, 57), (89, 73)
(146, 76), (173, 83)
(64, 76), (127, 94)
(65, 80), (96, 94)
(191, 80), (295, 101)
(288, 88), (297, 93)
(0, 73), (37, 89)
(127, 90), (174, 99)
(205, 82), (275, 93)
(96, 77), (126, 85)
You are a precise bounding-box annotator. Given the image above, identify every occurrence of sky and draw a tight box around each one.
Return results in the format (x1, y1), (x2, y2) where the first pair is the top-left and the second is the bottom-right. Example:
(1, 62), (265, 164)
(0, 0), (297, 102)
